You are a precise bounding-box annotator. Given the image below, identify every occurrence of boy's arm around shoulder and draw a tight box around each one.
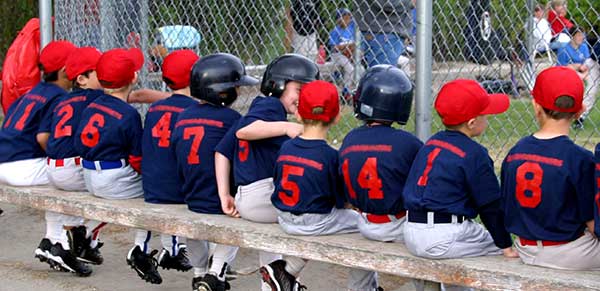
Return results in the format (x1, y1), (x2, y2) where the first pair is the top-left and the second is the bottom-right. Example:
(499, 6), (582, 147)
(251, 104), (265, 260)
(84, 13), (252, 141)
(236, 120), (303, 140)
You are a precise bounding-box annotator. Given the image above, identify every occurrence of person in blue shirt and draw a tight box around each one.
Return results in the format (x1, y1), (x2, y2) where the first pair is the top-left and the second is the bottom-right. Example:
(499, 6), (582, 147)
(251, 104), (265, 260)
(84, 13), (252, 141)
(262, 80), (367, 291)
(504, 67), (600, 270)
(403, 79), (517, 263)
(39, 47), (105, 276)
(141, 50), (200, 274)
(173, 53), (258, 291)
(214, 54), (319, 291)
(557, 26), (600, 129)
(339, 65), (422, 290)
(0, 41), (82, 274)
(329, 8), (361, 92)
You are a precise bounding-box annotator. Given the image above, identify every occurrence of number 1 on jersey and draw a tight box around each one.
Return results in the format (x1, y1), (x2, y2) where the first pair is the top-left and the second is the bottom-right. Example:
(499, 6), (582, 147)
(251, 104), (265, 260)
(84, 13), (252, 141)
(417, 148), (441, 186)
(152, 112), (172, 148)
(183, 126), (205, 165)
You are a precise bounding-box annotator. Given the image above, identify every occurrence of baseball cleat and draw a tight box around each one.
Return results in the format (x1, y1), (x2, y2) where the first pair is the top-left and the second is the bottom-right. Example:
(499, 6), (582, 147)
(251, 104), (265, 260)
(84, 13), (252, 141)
(259, 260), (306, 291)
(158, 246), (192, 271)
(126, 245), (162, 284)
(67, 226), (104, 265)
(34, 238), (53, 263)
(47, 243), (92, 277)
(192, 273), (231, 291)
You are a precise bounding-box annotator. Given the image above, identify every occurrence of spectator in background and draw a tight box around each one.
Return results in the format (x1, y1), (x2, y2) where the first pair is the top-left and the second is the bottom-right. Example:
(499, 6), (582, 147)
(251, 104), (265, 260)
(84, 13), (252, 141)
(532, 4), (554, 53)
(547, 0), (573, 45)
(329, 8), (362, 93)
(356, 0), (414, 67)
(557, 26), (600, 129)
(285, 0), (321, 61)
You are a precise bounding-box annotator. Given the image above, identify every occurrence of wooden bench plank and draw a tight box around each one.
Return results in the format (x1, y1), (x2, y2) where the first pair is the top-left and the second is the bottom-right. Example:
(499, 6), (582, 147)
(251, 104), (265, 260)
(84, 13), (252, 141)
(1, 185), (598, 291)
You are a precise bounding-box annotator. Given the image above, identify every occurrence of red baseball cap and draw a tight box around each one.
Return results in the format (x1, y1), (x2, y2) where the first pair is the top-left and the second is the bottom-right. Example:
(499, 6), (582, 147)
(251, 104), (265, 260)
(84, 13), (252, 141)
(532, 66), (583, 113)
(162, 50), (199, 90)
(39, 40), (77, 73)
(435, 79), (510, 126)
(298, 80), (340, 122)
(96, 48), (144, 89)
(65, 47), (102, 81)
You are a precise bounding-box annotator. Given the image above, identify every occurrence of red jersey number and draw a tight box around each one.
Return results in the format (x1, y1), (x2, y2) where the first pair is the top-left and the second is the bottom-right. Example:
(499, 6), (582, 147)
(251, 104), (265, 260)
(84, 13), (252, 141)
(4, 100), (37, 131)
(515, 162), (543, 208)
(54, 105), (74, 138)
(151, 112), (172, 148)
(80, 113), (105, 147)
(342, 157), (384, 200)
(183, 126), (205, 165)
(417, 148), (442, 186)
(278, 164), (305, 207)
(238, 140), (249, 162)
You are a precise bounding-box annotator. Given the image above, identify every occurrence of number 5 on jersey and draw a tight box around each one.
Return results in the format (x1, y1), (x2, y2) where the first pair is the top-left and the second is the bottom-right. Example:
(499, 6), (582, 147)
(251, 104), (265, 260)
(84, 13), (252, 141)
(278, 164), (305, 207)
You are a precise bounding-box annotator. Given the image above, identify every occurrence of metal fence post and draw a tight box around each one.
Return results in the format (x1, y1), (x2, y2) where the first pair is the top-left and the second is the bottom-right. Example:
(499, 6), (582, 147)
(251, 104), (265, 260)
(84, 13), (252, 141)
(39, 0), (53, 49)
(415, 0), (433, 142)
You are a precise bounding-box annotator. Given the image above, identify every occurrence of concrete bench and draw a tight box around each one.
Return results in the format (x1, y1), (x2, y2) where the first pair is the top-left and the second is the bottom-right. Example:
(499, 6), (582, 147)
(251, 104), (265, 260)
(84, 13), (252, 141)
(1, 185), (599, 291)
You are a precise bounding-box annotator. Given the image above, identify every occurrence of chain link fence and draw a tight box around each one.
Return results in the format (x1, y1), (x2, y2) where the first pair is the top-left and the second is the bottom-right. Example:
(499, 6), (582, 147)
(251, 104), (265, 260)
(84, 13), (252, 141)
(54, 0), (600, 165)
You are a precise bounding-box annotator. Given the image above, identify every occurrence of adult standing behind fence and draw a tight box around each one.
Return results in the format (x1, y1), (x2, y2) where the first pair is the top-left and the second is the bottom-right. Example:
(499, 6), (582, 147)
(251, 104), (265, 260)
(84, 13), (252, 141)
(285, 0), (321, 62)
(356, 0), (414, 67)
(557, 26), (600, 129)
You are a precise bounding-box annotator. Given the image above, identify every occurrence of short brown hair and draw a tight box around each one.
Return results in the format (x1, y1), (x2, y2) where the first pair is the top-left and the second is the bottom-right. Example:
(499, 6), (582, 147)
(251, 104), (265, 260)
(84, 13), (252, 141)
(542, 95), (577, 120)
(301, 107), (334, 126)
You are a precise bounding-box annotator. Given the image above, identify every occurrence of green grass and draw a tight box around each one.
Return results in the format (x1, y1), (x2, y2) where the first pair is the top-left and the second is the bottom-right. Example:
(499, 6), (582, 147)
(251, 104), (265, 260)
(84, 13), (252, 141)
(328, 97), (600, 173)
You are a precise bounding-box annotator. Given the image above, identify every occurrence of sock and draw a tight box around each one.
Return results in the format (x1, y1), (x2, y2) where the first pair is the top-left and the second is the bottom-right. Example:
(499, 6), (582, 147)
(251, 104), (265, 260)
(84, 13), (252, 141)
(194, 267), (207, 278)
(160, 234), (178, 256)
(284, 256), (307, 278)
(208, 244), (238, 281)
(84, 220), (107, 248)
(134, 229), (152, 253)
(45, 212), (69, 249)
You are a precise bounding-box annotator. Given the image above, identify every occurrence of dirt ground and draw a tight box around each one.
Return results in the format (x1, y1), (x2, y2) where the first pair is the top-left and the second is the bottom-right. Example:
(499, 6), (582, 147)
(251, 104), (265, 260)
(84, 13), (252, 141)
(0, 203), (414, 291)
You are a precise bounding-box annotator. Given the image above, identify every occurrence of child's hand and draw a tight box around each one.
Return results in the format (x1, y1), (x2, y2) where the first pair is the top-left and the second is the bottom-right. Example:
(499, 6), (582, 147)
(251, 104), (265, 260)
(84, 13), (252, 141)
(502, 247), (519, 258)
(221, 195), (240, 218)
(285, 123), (304, 138)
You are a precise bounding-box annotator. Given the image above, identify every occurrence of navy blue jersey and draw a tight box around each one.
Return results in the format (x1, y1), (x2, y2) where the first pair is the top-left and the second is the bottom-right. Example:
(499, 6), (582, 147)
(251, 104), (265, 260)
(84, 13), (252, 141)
(142, 94), (197, 204)
(403, 130), (501, 218)
(501, 135), (595, 242)
(271, 137), (344, 214)
(0, 82), (66, 163)
(215, 125), (237, 162)
(43, 89), (103, 159)
(173, 103), (241, 214)
(595, 144), (600, 238)
(233, 96), (289, 186)
(339, 125), (423, 215)
(74, 94), (143, 161)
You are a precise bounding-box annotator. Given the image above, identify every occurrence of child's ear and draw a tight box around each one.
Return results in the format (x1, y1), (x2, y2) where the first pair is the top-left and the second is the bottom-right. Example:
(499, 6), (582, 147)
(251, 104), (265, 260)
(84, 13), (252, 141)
(76, 74), (88, 87)
(466, 118), (477, 129)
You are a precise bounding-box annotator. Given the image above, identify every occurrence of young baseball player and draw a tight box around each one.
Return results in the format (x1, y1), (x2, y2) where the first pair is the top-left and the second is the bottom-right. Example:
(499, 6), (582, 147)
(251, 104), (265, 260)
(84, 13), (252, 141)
(0, 40), (81, 273)
(214, 54), (319, 290)
(260, 80), (364, 291)
(338, 65), (422, 290)
(38, 46), (107, 275)
(141, 50), (200, 273)
(402, 79), (518, 261)
(73, 48), (163, 284)
(172, 53), (258, 291)
(502, 66), (600, 270)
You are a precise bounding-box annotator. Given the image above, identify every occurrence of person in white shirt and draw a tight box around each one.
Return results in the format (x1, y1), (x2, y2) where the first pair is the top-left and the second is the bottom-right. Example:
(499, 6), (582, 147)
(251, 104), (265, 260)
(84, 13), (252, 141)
(532, 4), (553, 53)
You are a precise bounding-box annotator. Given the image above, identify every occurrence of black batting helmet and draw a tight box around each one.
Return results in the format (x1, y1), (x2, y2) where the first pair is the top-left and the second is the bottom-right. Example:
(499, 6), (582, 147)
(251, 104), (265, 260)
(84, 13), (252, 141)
(354, 65), (413, 125)
(190, 53), (259, 106)
(260, 54), (320, 98)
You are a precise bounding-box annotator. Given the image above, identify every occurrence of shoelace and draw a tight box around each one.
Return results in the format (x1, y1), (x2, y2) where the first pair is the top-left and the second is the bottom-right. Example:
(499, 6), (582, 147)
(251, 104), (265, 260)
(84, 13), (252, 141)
(148, 249), (160, 269)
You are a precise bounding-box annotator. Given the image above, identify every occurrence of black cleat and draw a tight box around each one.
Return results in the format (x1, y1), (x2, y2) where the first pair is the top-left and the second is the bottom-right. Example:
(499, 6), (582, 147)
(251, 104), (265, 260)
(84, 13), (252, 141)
(193, 273), (230, 291)
(158, 247), (192, 272)
(259, 260), (306, 291)
(68, 226), (104, 265)
(47, 243), (92, 277)
(34, 238), (52, 263)
(126, 246), (162, 284)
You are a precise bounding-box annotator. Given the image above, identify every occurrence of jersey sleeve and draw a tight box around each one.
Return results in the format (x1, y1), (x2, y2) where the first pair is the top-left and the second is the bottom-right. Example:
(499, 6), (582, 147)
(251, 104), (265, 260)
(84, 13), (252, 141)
(330, 150), (346, 209)
(582, 44), (591, 60)
(128, 112), (144, 157)
(329, 29), (340, 47)
(575, 150), (596, 223)
(37, 97), (59, 134)
(215, 124), (238, 161)
(466, 150), (502, 207)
